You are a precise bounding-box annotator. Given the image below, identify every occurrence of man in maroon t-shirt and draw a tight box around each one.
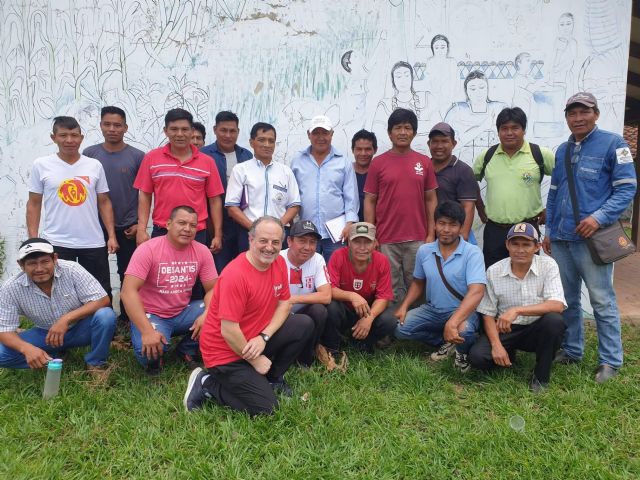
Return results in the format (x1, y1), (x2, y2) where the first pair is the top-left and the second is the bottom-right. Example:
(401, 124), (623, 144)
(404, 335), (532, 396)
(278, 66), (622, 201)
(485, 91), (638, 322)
(183, 216), (313, 415)
(364, 108), (438, 306)
(324, 222), (396, 355)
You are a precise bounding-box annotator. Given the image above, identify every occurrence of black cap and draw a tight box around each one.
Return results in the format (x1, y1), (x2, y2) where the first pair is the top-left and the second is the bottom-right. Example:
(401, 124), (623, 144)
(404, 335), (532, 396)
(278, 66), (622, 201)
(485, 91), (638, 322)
(429, 122), (455, 140)
(289, 220), (321, 239)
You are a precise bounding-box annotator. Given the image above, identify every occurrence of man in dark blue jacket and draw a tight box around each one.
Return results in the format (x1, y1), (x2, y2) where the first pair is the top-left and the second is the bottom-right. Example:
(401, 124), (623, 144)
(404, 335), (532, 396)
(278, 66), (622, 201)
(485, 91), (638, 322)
(543, 92), (637, 383)
(201, 111), (253, 272)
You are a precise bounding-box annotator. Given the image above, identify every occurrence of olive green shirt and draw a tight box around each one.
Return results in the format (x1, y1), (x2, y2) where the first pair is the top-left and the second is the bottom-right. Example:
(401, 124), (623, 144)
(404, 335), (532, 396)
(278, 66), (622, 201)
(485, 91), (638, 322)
(473, 141), (555, 224)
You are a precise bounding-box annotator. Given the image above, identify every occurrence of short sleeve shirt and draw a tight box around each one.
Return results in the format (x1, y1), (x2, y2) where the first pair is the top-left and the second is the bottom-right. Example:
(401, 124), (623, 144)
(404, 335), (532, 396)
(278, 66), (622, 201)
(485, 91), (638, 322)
(413, 239), (486, 312)
(199, 254), (291, 368)
(280, 249), (330, 313)
(125, 236), (218, 318)
(364, 149), (438, 244)
(83, 144), (144, 228)
(434, 157), (478, 205)
(134, 144), (224, 230)
(29, 154), (109, 248)
(328, 247), (393, 308)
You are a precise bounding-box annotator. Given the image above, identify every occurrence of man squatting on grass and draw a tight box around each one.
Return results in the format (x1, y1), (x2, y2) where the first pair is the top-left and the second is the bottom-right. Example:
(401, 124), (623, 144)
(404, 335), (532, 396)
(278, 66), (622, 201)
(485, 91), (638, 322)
(184, 216), (313, 415)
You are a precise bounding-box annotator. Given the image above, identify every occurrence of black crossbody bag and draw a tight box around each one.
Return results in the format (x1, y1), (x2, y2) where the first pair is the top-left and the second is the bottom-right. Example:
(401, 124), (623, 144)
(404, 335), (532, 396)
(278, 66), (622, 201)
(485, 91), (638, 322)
(433, 253), (464, 300)
(564, 146), (635, 264)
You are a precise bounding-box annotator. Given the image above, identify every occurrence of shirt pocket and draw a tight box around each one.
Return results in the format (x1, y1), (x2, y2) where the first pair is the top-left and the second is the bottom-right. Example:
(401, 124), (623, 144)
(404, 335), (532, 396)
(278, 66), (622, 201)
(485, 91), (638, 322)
(271, 184), (288, 206)
(576, 156), (604, 182)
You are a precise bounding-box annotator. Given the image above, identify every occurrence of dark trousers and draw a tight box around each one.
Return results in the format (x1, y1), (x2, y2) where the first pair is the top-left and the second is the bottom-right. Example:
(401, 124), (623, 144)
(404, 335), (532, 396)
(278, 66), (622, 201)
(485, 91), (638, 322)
(323, 300), (397, 351)
(468, 313), (566, 383)
(151, 226), (208, 300)
(53, 245), (112, 299)
(214, 217), (241, 274)
(483, 218), (540, 269)
(109, 226), (137, 321)
(203, 313), (313, 415)
(294, 304), (328, 366)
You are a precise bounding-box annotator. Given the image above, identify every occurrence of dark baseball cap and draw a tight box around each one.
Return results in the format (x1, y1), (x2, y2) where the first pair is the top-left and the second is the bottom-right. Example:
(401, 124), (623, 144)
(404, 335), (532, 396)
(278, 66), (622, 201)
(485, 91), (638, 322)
(506, 223), (539, 242)
(289, 220), (321, 239)
(429, 122), (455, 140)
(565, 92), (598, 110)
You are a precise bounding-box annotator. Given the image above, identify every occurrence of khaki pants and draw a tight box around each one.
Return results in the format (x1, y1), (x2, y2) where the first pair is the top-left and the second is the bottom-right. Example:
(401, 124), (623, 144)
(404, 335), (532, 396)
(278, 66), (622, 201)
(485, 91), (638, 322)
(380, 241), (423, 306)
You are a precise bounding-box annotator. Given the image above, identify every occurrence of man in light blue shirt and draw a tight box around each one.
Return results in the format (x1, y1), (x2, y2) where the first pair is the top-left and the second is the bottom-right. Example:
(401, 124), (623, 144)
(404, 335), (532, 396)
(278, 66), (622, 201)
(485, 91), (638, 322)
(394, 201), (486, 373)
(290, 115), (359, 263)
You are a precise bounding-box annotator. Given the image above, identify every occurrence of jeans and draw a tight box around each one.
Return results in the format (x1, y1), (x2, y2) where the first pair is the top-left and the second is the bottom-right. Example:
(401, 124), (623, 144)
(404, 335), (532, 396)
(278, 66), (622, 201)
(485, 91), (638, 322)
(130, 300), (204, 367)
(394, 304), (479, 353)
(0, 307), (116, 368)
(323, 300), (396, 351)
(316, 238), (343, 264)
(551, 240), (623, 367)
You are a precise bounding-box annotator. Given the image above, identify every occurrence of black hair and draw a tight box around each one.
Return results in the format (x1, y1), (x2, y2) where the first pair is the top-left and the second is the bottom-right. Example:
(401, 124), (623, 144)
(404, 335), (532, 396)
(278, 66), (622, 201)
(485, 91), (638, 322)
(169, 205), (197, 220)
(434, 200), (465, 225)
(18, 238), (55, 264)
(351, 129), (377, 150)
(430, 34), (450, 55)
(250, 122), (276, 140)
(387, 108), (418, 134)
(100, 106), (126, 122)
(52, 116), (81, 134)
(496, 107), (527, 131)
(215, 111), (239, 126)
(164, 108), (193, 128)
(192, 122), (206, 140)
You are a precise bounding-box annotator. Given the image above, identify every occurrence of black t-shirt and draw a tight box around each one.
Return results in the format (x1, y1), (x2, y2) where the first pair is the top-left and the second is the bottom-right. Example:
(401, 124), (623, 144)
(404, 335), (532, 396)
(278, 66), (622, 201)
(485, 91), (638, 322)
(355, 171), (368, 222)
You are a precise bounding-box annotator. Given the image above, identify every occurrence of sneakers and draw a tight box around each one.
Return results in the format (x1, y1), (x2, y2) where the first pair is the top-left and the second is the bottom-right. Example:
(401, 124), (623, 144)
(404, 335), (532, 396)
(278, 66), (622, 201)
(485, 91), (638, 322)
(431, 342), (455, 361)
(269, 377), (293, 397)
(183, 367), (209, 412)
(595, 364), (619, 384)
(454, 351), (470, 373)
(554, 349), (580, 365)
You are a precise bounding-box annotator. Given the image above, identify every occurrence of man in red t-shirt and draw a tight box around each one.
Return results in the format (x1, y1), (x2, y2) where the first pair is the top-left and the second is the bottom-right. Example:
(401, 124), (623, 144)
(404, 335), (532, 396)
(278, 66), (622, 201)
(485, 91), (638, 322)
(364, 108), (438, 306)
(121, 206), (218, 375)
(184, 216), (313, 415)
(324, 222), (396, 355)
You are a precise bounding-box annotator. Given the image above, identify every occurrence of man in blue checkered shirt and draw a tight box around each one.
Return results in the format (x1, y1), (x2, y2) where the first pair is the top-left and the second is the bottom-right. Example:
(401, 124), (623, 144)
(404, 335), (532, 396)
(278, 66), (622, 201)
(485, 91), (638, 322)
(0, 238), (116, 370)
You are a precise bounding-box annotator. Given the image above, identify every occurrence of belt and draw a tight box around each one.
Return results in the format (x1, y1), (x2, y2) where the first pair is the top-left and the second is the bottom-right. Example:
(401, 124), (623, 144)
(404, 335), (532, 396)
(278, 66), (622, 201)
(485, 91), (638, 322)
(487, 215), (540, 229)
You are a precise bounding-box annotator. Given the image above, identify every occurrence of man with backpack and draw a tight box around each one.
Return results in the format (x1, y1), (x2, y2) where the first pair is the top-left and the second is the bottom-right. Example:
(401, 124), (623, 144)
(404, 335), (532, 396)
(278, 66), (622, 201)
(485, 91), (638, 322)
(472, 107), (555, 268)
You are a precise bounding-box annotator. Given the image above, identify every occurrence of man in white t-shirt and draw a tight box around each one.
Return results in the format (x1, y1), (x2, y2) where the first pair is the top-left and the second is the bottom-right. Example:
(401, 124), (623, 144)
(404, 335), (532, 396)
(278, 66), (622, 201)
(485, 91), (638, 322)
(280, 220), (332, 366)
(26, 116), (118, 298)
(226, 122), (301, 252)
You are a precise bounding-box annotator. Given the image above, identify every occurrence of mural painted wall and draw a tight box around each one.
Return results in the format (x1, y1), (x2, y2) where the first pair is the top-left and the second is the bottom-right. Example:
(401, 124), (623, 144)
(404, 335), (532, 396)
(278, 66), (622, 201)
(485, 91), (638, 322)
(0, 0), (633, 278)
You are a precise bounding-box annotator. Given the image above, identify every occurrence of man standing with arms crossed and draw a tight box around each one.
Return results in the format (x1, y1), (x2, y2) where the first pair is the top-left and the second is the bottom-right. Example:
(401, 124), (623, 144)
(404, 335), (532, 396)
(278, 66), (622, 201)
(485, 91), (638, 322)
(84, 106), (144, 324)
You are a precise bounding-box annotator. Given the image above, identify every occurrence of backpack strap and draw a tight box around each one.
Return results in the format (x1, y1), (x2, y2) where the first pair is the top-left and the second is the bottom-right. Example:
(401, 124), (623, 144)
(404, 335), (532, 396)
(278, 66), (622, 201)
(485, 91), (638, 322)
(478, 144), (499, 181)
(529, 143), (545, 183)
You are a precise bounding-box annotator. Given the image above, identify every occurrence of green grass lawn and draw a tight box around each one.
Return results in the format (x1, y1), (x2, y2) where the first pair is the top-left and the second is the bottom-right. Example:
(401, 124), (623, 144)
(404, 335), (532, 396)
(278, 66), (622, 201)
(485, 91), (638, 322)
(1, 325), (639, 480)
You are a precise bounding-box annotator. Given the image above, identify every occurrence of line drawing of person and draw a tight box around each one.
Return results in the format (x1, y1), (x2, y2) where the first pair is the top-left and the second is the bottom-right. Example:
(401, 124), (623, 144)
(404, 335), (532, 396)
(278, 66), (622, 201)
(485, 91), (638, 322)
(549, 12), (578, 95)
(444, 70), (507, 166)
(422, 34), (458, 118)
(512, 52), (546, 118)
(371, 61), (434, 152)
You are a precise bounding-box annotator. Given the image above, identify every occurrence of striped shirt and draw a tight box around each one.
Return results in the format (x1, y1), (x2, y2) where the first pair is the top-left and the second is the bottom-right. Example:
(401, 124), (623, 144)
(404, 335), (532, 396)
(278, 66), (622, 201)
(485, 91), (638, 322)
(477, 255), (566, 325)
(0, 260), (106, 332)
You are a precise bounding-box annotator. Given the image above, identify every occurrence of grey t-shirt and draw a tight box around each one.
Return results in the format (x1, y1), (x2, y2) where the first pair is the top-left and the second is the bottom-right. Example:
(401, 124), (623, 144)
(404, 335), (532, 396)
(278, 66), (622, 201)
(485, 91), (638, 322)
(83, 143), (144, 228)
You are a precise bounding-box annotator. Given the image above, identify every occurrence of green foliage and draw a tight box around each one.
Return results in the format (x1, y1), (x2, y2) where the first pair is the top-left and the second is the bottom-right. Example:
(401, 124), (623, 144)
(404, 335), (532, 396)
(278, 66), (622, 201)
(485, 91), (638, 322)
(1, 326), (639, 479)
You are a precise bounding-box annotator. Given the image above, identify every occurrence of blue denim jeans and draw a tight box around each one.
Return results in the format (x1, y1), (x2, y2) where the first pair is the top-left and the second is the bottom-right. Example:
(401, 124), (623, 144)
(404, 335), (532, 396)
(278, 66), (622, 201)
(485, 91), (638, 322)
(0, 307), (116, 368)
(551, 240), (622, 367)
(317, 238), (343, 264)
(130, 300), (204, 367)
(394, 304), (480, 353)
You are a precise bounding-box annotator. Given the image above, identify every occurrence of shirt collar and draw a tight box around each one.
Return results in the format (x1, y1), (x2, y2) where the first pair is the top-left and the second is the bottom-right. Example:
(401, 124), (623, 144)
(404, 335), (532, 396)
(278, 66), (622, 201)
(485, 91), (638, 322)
(434, 237), (466, 258)
(21, 263), (61, 288)
(303, 145), (343, 160)
(162, 143), (200, 162)
(499, 255), (540, 278)
(253, 157), (274, 168)
(496, 140), (530, 155)
(569, 125), (598, 144)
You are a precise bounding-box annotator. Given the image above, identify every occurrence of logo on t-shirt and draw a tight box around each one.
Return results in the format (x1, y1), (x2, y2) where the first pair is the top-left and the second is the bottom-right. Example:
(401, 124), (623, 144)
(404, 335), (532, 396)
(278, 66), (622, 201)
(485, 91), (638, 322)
(156, 261), (197, 291)
(353, 279), (363, 290)
(57, 178), (88, 206)
(414, 162), (424, 176)
(274, 283), (283, 297)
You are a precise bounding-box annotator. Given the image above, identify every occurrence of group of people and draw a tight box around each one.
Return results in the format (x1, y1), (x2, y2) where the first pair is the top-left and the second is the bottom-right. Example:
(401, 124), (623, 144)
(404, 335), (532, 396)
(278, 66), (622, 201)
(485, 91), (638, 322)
(0, 90), (636, 416)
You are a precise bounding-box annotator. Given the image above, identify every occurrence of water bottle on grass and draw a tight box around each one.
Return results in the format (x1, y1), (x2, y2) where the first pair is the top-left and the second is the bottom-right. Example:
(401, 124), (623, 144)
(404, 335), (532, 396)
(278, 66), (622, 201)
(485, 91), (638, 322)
(42, 359), (63, 400)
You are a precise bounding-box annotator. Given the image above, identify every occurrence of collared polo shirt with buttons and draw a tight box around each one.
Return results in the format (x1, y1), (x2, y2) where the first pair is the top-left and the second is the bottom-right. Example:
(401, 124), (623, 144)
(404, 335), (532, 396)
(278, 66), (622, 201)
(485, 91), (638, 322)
(472, 141), (555, 224)
(0, 260), (107, 332)
(134, 144), (224, 230)
(225, 158), (300, 223)
(477, 255), (567, 325)
(413, 238), (486, 312)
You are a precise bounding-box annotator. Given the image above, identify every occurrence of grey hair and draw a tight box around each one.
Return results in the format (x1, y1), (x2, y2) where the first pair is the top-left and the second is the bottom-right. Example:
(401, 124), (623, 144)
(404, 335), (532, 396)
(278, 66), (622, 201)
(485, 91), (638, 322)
(248, 215), (284, 239)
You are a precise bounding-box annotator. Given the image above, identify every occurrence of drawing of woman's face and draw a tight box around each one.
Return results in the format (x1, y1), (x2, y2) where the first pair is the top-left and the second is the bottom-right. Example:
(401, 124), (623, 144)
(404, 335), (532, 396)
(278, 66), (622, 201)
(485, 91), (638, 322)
(558, 15), (574, 36)
(433, 40), (448, 57)
(466, 78), (488, 103)
(392, 66), (413, 92)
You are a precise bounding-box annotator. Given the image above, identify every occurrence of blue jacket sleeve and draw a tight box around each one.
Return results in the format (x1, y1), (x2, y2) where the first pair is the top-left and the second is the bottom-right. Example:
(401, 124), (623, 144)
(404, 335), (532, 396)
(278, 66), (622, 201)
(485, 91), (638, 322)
(342, 160), (360, 223)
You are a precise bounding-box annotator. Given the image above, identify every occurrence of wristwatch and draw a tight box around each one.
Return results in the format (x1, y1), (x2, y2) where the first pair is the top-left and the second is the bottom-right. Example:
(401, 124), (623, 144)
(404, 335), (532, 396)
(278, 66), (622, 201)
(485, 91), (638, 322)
(259, 332), (270, 343)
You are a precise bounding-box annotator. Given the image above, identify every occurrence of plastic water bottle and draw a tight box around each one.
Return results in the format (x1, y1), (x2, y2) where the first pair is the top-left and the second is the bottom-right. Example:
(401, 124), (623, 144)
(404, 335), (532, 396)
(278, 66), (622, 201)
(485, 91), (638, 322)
(42, 359), (63, 400)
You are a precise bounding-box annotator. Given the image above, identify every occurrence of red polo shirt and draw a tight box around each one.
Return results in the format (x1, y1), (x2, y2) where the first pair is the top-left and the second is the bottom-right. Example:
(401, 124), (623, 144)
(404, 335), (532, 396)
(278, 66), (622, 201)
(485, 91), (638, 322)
(134, 144), (223, 230)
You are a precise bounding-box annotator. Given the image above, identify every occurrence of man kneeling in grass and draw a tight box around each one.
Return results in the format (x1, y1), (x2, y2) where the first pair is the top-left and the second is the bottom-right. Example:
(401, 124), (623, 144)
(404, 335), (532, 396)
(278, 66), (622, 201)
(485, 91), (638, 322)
(0, 238), (115, 372)
(394, 201), (486, 372)
(468, 223), (566, 392)
(184, 216), (313, 415)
